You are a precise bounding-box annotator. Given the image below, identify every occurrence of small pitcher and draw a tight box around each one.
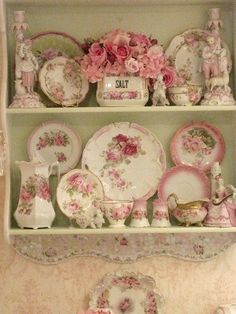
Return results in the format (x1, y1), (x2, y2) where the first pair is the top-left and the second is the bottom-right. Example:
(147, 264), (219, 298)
(151, 199), (171, 227)
(129, 199), (150, 227)
(14, 156), (59, 229)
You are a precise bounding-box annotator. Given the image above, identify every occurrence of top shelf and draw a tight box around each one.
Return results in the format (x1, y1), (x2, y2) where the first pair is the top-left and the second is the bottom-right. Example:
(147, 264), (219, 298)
(3, 0), (236, 5)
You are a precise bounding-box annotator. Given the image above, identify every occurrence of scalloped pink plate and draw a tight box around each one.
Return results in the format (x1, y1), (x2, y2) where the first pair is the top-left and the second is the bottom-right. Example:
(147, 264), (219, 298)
(170, 121), (225, 172)
(158, 165), (211, 202)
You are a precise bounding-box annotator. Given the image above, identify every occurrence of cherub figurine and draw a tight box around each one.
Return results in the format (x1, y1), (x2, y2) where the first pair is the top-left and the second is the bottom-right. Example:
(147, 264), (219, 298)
(152, 74), (170, 106)
(9, 11), (45, 108)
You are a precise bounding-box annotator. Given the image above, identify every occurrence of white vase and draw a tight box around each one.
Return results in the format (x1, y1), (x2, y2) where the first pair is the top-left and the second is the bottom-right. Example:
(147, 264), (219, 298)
(96, 75), (149, 107)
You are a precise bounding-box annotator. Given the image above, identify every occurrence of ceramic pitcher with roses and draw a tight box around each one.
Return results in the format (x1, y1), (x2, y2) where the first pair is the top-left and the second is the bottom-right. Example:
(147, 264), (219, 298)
(14, 156), (59, 229)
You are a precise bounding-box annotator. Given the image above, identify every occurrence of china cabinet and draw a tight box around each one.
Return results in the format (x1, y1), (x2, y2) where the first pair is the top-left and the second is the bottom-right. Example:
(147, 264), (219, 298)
(1, 0), (236, 264)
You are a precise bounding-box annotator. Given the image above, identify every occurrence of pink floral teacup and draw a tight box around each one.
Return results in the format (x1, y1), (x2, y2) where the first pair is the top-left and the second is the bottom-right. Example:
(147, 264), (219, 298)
(101, 200), (133, 228)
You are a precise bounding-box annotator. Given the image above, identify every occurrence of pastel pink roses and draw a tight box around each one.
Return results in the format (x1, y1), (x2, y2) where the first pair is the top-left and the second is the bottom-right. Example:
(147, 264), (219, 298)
(80, 29), (170, 83)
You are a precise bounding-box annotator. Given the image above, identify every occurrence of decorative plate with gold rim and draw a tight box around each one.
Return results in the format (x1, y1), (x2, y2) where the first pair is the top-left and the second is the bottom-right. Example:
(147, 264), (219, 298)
(39, 56), (89, 106)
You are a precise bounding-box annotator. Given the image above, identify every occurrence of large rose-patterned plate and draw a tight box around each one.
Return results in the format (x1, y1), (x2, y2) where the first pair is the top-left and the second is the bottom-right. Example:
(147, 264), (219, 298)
(27, 120), (82, 174)
(82, 122), (166, 201)
(39, 56), (89, 106)
(170, 121), (225, 172)
(89, 272), (162, 314)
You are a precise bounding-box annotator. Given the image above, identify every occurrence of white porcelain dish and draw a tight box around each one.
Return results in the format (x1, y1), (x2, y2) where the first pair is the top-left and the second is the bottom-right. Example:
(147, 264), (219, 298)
(158, 164), (211, 202)
(27, 120), (82, 174)
(39, 56), (89, 106)
(56, 168), (104, 228)
(82, 122), (166, 201)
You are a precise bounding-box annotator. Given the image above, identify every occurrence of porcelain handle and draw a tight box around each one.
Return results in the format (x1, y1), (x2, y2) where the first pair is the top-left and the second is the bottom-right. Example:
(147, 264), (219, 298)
(49, 161), (60, 184)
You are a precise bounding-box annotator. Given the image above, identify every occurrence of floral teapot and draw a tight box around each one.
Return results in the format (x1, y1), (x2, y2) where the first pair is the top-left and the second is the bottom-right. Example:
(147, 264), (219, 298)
(14, 155), (59, 229)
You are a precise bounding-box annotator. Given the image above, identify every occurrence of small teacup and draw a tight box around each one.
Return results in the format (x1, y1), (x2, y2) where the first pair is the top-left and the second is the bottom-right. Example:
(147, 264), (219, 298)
(101, 200), (133, 228)
(168, 85), (203, 106)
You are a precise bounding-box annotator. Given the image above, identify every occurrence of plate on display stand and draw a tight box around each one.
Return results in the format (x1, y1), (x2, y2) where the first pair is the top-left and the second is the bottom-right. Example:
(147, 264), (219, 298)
(170, 121), (225, 173)
(56, 168), (104, 228)
(27, 120), (82, 174)
(89, 272), (163, 314)
(39, 56), (89, 106)
(31, 30), (84, 67)
(82, 122), (166, 201)
(165, 28), (232, 87)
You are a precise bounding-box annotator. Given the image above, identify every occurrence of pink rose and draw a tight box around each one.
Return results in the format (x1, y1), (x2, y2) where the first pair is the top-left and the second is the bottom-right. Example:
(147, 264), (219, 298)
(106, 149), (122, 162)
(111, 44), (130, 63)
(20, 188), (32, 203)
(114, 134), (128, 143)
(103, 29), (131, 46)
(162, 66), (177, 88)
(89, 43), (107, 66)
(129, 33), (151, 48)
(125, 57), (139, 74)
(37, 137), (47, 150)
(68, 173), (83, 186)
(68, 201), (80, 212)
(38, 182), (51, 201)
(122, 143), (138, 156)
(54, 133), (65, 146)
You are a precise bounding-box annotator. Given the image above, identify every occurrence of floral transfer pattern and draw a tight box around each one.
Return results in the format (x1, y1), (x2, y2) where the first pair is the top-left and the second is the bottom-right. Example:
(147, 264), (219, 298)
(100, 133), (145, 192)
(103, 91), (139, 100)
(182, 127), (216, 166)
(65, 172), (97, 198)
(36, 130), (70, 150)
(18, 174), (51, 215)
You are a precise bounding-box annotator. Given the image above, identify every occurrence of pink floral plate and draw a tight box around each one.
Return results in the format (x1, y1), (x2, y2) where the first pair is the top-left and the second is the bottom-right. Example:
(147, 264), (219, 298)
(82, 122), (166, 201)
(170, 121), (225, 172)
(27, 120), (82, 174)
(158, 165), (211, 202)
(56, 169), (104, 228)
(30, 31), (84, 68)
(89, 272), (162, 314)
(165, 28), (232, 87)
(39, 56), (89, 106)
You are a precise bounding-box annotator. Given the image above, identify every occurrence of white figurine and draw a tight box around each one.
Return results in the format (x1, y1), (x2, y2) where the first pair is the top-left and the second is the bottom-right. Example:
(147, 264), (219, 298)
(152, 74), (170, 106)
(200, 8), (235, 106)
(9, 11), (45, 108)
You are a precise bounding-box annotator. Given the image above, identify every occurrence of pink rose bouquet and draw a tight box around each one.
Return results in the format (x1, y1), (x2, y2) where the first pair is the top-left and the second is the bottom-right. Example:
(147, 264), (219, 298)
(79, 29), (176, 85)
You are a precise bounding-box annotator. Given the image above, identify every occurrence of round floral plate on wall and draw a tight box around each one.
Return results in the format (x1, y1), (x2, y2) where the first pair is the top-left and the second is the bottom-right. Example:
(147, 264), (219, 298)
(89, 272), (162, 314)
(30, 31), (84, 68)
(82, 122), (166, 201)
(170, 121), (225, 172)
(39, 56), (89, 106)
(165, 28), (232, 87)
(158, 164), (211, 202)
(56, 169), (104, 228)
(27, 120), (82, 174)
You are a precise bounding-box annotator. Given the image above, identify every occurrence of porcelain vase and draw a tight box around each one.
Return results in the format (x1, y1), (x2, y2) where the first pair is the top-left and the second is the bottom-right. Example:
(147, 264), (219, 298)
(14, 157), (58, 229)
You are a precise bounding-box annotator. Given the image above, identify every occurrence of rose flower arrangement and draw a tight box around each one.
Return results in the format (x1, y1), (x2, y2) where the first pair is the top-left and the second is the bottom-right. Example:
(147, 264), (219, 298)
(79, 28), (177, 88)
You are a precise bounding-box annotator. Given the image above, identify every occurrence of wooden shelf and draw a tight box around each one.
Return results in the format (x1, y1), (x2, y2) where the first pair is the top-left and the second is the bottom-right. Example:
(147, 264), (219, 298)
(6, 105), (236, 115)
(9, 226), (236, 236)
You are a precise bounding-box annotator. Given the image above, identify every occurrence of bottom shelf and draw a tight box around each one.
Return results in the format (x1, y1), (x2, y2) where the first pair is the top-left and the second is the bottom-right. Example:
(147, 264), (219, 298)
(8, 226), (236, 235)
